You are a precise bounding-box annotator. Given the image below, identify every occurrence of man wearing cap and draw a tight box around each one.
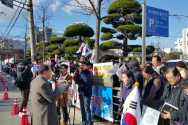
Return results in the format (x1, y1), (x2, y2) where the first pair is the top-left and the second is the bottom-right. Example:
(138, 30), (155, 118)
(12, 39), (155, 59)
(74, 61), (93, 125)
(176, 61), (188, 79)
(57, 64), (72, 125)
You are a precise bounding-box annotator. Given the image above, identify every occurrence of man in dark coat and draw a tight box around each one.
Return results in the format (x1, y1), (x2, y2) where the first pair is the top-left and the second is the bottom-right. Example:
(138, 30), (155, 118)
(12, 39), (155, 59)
(178, 78), (188, 125)
(74, 61), (93, 125)
(128, 60), (143, 92)
(159, 67), (187, 125)
(17, 62), (32, 116)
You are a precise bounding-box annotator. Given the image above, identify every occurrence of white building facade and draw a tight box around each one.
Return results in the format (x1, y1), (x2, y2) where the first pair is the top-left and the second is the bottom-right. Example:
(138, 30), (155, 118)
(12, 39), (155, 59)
(175, 28), (188, 55)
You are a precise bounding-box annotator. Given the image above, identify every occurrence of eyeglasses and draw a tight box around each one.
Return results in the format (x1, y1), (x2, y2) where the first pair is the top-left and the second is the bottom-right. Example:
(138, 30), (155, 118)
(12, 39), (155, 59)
(166, 76), (177, 81)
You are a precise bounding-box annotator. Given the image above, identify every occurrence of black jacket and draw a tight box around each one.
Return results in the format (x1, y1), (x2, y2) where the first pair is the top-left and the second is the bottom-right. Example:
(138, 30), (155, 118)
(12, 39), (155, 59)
(132, 67), (144, 92)
(179, 97), (188, 125)
(74, 69), (93, 97)
(128, 60), (143, 92)
(159, 79), (187, 125)
(17, 66), (32, 90)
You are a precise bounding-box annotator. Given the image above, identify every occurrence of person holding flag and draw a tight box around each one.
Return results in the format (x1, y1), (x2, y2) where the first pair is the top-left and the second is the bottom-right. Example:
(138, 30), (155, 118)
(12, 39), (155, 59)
(118, 71), (142, 125)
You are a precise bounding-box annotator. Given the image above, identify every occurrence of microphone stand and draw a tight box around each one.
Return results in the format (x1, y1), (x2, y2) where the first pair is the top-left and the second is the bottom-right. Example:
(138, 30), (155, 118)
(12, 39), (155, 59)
(68, 80), (77, 125)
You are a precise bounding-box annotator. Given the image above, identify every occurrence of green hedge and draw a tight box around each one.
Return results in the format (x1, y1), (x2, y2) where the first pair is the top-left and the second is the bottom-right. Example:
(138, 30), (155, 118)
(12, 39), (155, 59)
(107, 0), (141, 14)
(64, 54), (71, 60)
(64, 46), (78, 55)
(101, 27), (117, 33)
(64, 23), (94, 37)
(49, 37), (66, 44)
(100, 40), (120, 51)
(48, 45), (58, 50)
(100, 32), (113, 41)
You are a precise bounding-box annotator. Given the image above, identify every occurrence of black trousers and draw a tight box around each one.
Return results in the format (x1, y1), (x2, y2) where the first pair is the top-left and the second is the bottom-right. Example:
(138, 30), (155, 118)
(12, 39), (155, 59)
(20, 89), (30, 112)
(57, 107), (68, 122)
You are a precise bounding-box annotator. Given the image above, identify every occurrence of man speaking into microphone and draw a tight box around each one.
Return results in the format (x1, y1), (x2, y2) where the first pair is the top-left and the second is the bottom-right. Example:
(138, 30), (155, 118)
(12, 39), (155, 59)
(74, 61), (93, 125)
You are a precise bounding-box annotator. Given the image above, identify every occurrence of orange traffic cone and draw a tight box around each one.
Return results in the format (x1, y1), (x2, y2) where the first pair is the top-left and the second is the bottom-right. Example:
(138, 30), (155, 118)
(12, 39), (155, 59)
(4, 83), (8, 91)
(2, 81), (5, 85)
(2, 89), (9, 100)
(11, 98), (19, 115)
(1, 78), (3, 82)
(20, 107), (30, 125)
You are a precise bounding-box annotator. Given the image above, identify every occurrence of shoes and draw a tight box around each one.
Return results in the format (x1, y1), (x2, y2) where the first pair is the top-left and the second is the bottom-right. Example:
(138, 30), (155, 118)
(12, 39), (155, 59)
(19, 112), (22, 117)
(62, 122), (67, 125)
(60, 122), (67, 125)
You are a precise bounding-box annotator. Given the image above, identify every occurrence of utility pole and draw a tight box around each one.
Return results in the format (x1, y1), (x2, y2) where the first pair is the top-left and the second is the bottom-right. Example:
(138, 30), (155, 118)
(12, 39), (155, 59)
(42, 9), (45, 62)
(28, 0), (36, 62)
(142, 1), (146, 67)
(157, 36), (159, 55)
(24, 17), (28, 61)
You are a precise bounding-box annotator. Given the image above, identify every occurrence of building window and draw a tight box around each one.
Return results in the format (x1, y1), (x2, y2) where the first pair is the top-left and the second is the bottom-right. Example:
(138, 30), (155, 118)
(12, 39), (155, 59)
(187, 33), (188, 37)
(187, 41), (188, 45)
(175, 44), (178, 47)
(47, 32), (52, 36)
(180, 44), (182, 46)
(180, 49), (182, 51)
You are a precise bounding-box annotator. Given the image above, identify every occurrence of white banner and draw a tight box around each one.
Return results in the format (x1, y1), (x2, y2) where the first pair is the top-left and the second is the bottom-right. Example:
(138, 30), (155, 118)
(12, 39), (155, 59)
(68, 80), (80, 108)
(140, 106), (160, 125)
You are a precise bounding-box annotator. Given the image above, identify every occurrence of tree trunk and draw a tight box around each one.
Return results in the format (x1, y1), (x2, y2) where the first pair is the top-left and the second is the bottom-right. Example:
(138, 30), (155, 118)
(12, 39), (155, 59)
(95, 18), (100, 63)
(94, 0), (101, 63)
(123, 37), (128, 57)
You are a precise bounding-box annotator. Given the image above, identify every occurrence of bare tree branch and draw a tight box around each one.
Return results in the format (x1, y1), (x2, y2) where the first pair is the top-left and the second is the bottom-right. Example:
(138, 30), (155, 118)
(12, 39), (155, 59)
(74, 0), (94, 14)
(88, 0), (98, 17)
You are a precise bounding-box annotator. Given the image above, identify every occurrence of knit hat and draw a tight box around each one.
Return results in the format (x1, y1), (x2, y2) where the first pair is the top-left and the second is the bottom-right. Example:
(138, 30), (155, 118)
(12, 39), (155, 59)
(176, 61), (185, 68)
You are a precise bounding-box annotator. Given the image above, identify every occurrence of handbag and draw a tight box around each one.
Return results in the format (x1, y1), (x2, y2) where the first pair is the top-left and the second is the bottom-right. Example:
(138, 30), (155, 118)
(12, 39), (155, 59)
(12, 77), (21, 88)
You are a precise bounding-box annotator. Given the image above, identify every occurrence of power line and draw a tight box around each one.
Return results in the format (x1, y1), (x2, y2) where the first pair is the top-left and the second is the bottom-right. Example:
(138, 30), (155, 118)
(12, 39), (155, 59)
(4, 0), (27, 39)
(161, 30), (182, 47)
(2, 1), (22, 38)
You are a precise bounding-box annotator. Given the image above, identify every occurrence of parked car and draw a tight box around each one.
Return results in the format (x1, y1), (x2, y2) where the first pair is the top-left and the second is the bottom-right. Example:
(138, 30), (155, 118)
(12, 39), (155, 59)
(167, 59), (188, 67)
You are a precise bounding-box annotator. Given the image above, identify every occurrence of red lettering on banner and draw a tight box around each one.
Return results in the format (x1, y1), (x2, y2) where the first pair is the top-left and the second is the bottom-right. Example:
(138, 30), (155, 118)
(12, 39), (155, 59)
(69, 89), (72, 95)
(91, 95), (96, 104)
(91, 96), (103, 110)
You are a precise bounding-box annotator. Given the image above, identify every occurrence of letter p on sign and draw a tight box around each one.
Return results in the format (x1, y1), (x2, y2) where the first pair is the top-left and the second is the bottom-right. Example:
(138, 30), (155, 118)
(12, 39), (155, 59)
(149, 19), (154, 27)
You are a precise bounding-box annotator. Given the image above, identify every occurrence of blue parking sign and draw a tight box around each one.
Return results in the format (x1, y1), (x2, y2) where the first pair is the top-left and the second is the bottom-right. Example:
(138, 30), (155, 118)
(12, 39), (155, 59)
(33, 64), (39, 72)
(146, 6), (169, 37)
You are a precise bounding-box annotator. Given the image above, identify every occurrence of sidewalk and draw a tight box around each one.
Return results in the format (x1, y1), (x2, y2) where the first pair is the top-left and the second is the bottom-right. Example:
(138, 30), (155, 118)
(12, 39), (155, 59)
(0, 71), (108, 125)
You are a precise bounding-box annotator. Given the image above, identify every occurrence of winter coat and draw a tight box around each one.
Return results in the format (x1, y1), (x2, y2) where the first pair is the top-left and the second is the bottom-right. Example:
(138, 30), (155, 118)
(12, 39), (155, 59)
(128, 60), (144, 92)
(57, 72), (72, 107)
(158, 78), (187, 125)
(31, 75), (61, 125)
(179, 97), (188, 125)
(142, 72), (163, 110)
(17, 65), (32, 90)
(74, 69), (93, 97)
(118, 83), (143, 110)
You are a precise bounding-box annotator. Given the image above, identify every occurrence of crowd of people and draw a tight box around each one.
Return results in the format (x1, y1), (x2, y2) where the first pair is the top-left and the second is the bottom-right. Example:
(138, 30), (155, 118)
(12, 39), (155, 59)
(5, 55), (188, 125)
